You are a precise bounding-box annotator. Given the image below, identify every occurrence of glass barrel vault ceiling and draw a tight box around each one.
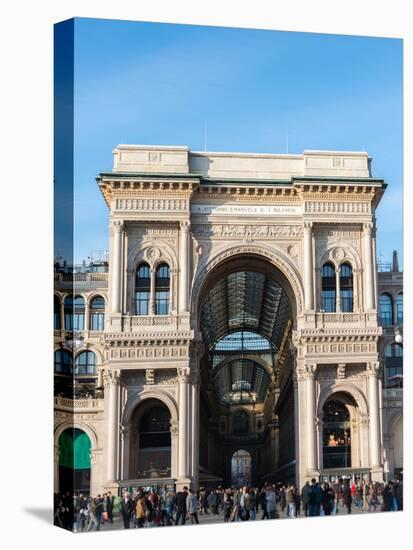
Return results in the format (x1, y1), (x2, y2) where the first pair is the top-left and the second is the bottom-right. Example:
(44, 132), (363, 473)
(200, 271), (292, 405)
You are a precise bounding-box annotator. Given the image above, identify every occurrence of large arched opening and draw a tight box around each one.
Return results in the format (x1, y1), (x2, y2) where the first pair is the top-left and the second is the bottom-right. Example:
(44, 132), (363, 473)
(128, 398), (172, 480)
(196, 253), (297, 487)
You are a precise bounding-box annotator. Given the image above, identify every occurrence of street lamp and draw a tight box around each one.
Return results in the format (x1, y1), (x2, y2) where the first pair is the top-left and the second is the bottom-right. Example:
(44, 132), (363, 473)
(395, 328), (403, 345)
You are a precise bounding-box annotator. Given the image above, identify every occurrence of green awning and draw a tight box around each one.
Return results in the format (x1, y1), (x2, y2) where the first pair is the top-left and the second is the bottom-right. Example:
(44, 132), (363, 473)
(58, 429), (91, 470)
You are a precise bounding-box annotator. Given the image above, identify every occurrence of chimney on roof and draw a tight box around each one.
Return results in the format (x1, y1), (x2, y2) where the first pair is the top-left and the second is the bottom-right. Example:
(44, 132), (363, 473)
(392, 250), (400, 273)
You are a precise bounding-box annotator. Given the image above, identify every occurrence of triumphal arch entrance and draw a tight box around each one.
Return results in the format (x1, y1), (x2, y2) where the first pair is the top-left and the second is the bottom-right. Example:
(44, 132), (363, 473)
(96, 145), (386, 492)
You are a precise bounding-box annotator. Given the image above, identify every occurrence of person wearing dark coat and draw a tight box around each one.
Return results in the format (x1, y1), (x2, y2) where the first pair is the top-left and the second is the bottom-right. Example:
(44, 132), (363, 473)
(343, 481), (352, 514)
(106, 491), (114, 523)
(120, 492), (134, 528)
(175, 487), (189, 525)
(321, 483), (335, 515)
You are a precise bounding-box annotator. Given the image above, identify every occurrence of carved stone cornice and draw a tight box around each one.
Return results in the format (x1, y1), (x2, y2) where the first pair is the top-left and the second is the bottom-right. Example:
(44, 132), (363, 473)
(103, 368), (121, 388)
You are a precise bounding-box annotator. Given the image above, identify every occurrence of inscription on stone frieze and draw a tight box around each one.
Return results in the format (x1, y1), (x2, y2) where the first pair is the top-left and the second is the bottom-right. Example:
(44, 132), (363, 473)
(193, 224), (303, 238)
(191, 204), (302, 216)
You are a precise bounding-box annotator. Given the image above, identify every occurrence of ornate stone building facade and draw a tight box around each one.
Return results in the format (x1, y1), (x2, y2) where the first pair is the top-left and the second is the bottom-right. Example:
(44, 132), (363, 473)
(54, 146), (403, 496)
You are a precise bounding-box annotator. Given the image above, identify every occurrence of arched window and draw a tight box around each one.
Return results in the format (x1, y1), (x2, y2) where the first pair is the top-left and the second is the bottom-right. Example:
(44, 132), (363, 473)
(135, 263), (151, 315)
(89, 295), (105, 331)
(339, 263), (353, 312)
(379, 293), (393, 326)
(155, 263), (170, 315)
(396, 293), (403, 325)
(321, 263), (336, 312)
(54, 295), (61, 330)
(64, 295), (85, 331)
(322, 399), (351, 469)
(74, 351), (96, 375)
(54, 349), (73, 374)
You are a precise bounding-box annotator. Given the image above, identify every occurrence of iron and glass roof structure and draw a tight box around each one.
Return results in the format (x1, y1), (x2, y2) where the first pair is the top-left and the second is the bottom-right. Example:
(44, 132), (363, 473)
(201, 271), (292, 405)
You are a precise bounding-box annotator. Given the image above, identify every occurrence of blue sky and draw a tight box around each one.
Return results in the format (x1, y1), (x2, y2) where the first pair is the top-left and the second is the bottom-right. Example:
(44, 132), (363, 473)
(71, 18), (403, 265)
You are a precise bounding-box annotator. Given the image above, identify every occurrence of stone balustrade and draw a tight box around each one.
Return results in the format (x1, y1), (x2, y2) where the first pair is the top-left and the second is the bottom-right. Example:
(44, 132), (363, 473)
(54, 396), (104, 411)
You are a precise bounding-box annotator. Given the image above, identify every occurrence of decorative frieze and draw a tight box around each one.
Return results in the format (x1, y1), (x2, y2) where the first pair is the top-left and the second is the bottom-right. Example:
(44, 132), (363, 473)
(108, 346), (189, 360)
(305, 201), (370, 214)
(115, 198), (189, 212)
(192, 224), (303, 239)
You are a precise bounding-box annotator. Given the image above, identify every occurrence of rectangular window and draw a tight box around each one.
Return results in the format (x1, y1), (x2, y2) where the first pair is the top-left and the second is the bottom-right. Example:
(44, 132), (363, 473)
(155, 290), (169, 315)
(136, 291), (150, 315)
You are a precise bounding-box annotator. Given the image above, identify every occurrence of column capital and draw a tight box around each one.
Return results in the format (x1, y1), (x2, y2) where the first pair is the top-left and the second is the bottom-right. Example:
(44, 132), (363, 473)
(297, 363), (317, 381)
(113, 219), (125, 233)
(303, 221), (313, 232)
(103, 368), (121, 387)
(363, 222), (373, 233)
(367, 362), (380, 376)
(180, 220), (191, 231)
(177, 366), (191, 382)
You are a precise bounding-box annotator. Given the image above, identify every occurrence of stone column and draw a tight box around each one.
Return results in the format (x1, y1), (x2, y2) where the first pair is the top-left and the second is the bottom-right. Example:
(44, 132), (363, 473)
(149, 267), (155, 315)
(177, 366), (191, 484)
(303, 222), (314, 311)
(363, 223), (374, 311)
(190, 368), (200, 489)
(179, 221), (190, 313)
(305, 364), (317, 472)
(367, 362), (381, 468)
(104, 369), (121, 484)
(111, 220), (124, 314)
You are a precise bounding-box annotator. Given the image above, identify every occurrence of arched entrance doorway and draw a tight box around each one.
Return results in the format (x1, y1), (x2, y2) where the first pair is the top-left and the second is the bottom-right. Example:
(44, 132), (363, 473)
(58, 428), (91, 495)
(128, 399), (172, 479)
(197, 254), (297, 487)
(231, 450), (252, 487)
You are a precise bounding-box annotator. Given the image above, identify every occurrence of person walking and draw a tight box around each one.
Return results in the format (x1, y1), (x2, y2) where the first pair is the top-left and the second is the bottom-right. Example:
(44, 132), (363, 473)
(135, 492), (147, 528)
(321, 482), (335, 516)
(186, 488), (199, 524)
(106, 491), (114, 523)
(308, 479), (322, 517)
(120, 492), (134, 529)
(175, 486), (189, 525)
(301, 481), (310, 517)
(224, 490), (234, 522)
(343, 480), (352, 514)
(265, 485), (277, 519)
(285, 484), (296, 518)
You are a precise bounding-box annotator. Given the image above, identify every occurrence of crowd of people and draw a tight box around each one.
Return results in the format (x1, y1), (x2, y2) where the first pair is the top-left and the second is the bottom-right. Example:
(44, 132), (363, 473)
(54, 477), (403, 532)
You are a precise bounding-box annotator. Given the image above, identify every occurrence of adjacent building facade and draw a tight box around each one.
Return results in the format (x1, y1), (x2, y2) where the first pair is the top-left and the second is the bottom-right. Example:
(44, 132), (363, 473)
(54, 146), (403, 496)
